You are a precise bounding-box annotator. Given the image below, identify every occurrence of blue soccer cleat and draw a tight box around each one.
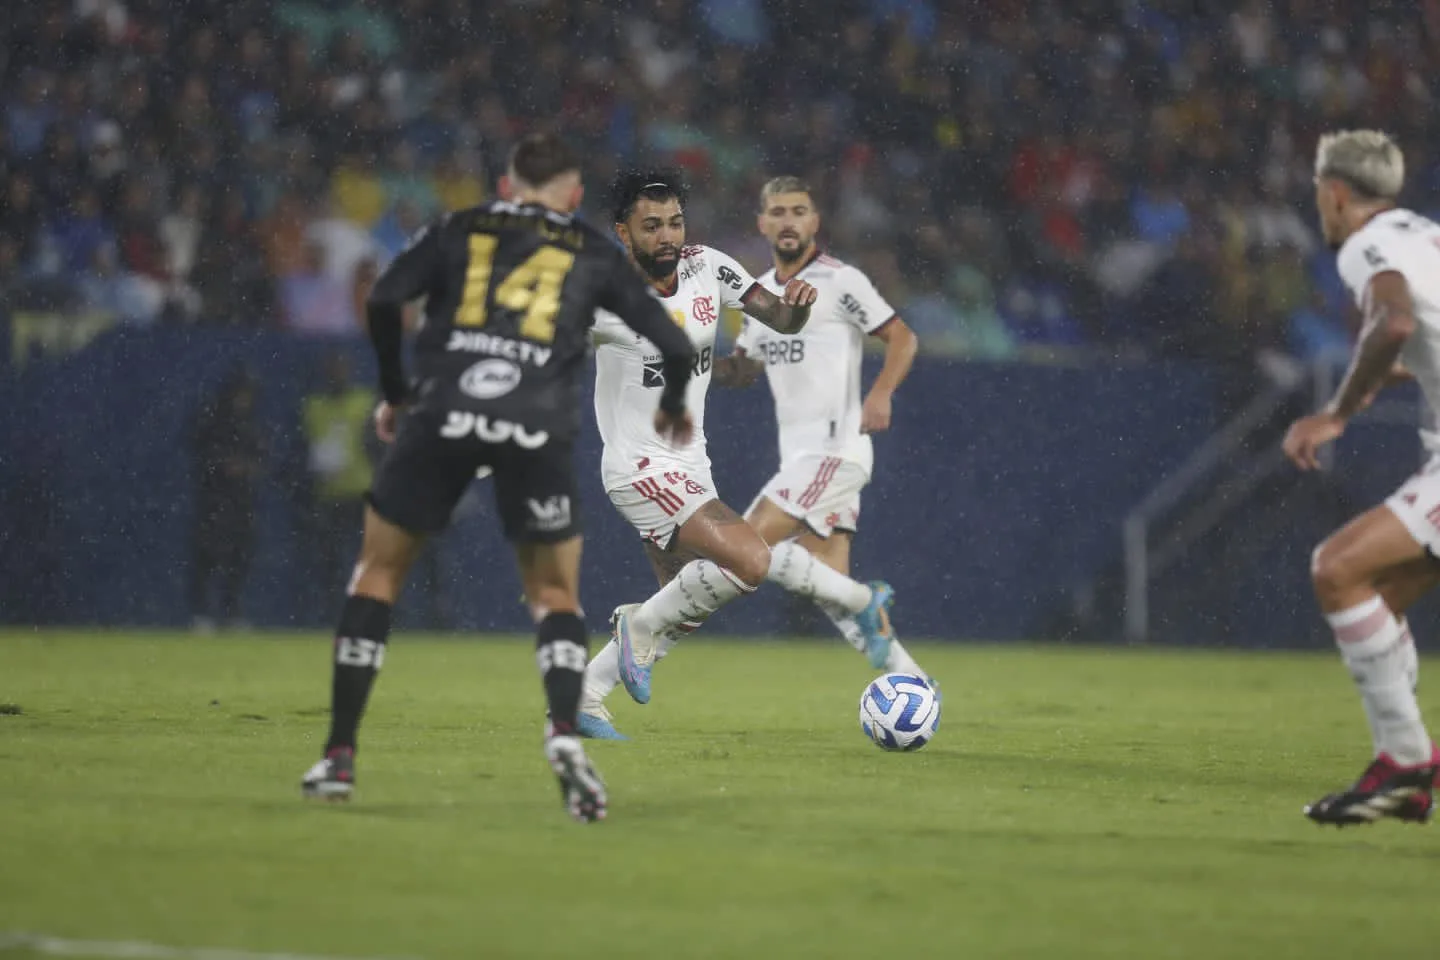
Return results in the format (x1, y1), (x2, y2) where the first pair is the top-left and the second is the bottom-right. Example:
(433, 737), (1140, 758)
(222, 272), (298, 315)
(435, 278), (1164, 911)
(614, 604), (657, 705)
(855, 581), (895, 670)
(577, 701), (629, 741)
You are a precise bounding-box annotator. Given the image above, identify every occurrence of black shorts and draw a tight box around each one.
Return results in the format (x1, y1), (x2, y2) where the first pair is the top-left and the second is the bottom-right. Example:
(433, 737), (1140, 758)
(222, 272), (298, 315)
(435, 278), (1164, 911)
(366, 406), (580, 542)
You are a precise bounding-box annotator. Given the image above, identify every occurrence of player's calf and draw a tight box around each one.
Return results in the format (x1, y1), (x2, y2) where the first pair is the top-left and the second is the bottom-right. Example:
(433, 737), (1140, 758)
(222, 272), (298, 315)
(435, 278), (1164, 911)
(324, 595), (393, 755)
(535, 612), (589, 736)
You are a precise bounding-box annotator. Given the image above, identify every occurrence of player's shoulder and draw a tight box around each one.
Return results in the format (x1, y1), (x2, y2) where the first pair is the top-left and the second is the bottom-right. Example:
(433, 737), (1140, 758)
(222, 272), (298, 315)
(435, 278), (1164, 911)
(679, 243), (714, 265)
(801, 252), (866, 284)
(1340, 209), (1431, 279)
(1358, 208), (1437, 248)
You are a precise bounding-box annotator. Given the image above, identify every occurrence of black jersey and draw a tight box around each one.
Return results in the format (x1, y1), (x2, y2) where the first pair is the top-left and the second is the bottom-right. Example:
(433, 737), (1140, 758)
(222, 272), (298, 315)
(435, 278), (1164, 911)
(366, 200), (694, 440)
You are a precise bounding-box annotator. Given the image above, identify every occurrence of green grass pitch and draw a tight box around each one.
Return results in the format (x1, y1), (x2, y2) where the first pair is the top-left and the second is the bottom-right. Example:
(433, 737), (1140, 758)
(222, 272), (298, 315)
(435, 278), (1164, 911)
(2, 630), (1439, 959)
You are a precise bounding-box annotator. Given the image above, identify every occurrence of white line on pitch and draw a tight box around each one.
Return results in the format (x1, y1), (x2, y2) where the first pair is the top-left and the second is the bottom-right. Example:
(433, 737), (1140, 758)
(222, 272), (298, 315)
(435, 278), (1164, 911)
(0, 933), (421, 960)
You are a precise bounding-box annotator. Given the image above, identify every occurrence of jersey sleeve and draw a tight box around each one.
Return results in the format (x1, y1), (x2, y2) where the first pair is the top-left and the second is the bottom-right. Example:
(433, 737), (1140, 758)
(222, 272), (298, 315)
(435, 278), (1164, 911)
(1337, 229), (1404, 308)
(369, 218), (444, 306)
(365, 219), (446, 405)
(708, 247), (760, 310)
(837, 266), (897, 334)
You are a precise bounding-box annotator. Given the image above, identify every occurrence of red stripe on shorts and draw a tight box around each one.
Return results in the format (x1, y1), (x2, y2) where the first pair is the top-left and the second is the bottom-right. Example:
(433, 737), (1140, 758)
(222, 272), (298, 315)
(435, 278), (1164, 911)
(798, 458), (842, 509)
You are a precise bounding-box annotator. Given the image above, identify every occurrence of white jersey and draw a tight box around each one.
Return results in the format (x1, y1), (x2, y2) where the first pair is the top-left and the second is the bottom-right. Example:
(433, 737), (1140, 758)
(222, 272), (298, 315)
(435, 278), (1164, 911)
(1337, 208), (1440, 452)
(736, 253), (895, 472)
(592, 244), (758, 489)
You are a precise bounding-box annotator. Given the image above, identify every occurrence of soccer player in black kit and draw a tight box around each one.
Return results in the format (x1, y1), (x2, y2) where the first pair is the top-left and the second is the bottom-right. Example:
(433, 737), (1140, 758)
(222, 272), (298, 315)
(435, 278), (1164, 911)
(300, 133), (696, 823)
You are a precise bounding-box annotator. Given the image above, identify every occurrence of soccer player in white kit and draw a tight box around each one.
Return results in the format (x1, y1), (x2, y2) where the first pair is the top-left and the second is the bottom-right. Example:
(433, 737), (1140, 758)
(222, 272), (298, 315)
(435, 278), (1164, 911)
(1283, 130), (1439, 825)
(578, 170), (898, 739)
(727, 177), (931, 682)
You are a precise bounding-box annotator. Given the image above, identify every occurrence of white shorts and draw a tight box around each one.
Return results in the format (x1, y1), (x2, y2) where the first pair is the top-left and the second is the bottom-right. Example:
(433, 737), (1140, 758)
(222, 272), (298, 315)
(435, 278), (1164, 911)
(1386, 456), (1440, 554)
(750, 455), (868, 538)
(607, 468), (717, 549)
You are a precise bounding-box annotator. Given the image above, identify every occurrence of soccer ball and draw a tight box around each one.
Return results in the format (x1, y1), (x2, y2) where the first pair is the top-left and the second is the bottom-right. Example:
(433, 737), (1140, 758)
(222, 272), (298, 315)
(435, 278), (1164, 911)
(859, 673), (940, 751)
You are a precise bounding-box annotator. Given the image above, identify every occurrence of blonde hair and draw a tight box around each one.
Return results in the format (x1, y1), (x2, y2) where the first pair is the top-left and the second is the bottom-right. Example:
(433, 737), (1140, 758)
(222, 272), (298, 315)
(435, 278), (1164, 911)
(1315, 130), (1405, 200)
(759, 176), (813, 211)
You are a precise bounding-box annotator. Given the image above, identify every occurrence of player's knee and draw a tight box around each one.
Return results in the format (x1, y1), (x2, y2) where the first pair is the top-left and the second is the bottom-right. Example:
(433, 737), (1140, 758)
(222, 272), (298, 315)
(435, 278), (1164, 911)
(732, 541), (771, 590)
(1311, 541), (1360, 601)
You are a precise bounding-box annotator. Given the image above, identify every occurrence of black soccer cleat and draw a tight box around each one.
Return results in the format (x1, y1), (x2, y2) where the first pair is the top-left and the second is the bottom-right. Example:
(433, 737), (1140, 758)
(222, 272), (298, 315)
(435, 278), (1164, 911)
(301, 746), (355, 801)
(1304, 751), (1437, 827)
(545, 735), (607, 823)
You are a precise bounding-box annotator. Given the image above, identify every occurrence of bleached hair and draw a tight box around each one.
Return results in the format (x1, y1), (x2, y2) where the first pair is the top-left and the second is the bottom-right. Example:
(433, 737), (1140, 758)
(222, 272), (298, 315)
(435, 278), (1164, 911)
(1315, 130), (1405, 200)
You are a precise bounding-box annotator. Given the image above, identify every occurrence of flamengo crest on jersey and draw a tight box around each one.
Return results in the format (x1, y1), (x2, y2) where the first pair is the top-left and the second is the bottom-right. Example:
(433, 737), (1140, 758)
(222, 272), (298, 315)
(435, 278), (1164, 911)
(737, 253), (895, 473)
(1337, 208), (1440, 452)
(592, 244), (757, 490)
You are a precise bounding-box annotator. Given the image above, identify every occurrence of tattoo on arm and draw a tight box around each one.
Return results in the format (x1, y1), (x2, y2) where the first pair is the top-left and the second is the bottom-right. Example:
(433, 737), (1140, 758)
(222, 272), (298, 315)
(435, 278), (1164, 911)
(1329, 271), (1417, 419)
(742, 285), (812, 335)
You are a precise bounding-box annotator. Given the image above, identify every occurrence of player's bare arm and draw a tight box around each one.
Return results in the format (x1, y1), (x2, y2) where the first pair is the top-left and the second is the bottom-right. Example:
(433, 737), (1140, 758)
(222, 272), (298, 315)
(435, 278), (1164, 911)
(861, 317), (918, 434)
(1285, 270), (1416, 471)
(712, 348), (763, 388)
(741, 279), (817, 335)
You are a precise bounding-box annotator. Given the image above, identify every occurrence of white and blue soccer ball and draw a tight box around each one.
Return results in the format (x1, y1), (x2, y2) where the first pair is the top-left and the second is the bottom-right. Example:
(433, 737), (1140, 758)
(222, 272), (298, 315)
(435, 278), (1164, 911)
(859, 673), (940, 751)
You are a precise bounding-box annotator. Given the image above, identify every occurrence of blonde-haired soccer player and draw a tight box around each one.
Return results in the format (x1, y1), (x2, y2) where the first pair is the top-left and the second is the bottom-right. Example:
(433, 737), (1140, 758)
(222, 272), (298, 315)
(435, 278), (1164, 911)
(1284, 129), (1439, 824)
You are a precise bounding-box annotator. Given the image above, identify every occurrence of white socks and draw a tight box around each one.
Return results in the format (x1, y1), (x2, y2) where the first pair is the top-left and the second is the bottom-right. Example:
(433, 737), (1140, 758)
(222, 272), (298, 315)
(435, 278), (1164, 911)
(818, 601), (925, 677)
(582, 620), (699, 705)
(1327, 596), (1431, 765)
(1400, 617), (1420, 692)
(578, 542), (933, 713)
(632, 559), (756, 637)
(818, 601), (868, 654)
(582, 640), (621, 704)
(767, 541), (872, 613)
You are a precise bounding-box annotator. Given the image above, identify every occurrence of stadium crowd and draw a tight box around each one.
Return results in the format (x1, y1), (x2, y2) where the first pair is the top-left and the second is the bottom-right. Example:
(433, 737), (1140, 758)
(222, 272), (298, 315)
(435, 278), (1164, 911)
(2, 0), (1434, 362)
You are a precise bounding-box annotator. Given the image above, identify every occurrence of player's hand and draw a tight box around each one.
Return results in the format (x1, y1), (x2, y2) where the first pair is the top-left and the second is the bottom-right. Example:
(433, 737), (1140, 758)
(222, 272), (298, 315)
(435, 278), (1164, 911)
(1283, 412), (1346, 471)
(374, 401), (405, 444)
(654, 408), (694, 447)
(782, 278), (818, 308)
(860, 390), (893, 433)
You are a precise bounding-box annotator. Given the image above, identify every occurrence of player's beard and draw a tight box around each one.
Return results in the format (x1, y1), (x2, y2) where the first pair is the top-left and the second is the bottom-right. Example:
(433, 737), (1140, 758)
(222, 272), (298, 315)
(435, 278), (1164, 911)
(773, 232), (811, 264)
(633, 245), (680, 282)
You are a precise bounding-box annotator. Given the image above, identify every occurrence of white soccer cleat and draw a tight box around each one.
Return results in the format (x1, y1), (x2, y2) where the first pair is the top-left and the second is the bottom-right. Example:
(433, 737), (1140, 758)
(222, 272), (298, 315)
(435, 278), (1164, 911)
(545, 735), (607, 823)
(300, 748), (354, 801)
(613, 604), (658, 704)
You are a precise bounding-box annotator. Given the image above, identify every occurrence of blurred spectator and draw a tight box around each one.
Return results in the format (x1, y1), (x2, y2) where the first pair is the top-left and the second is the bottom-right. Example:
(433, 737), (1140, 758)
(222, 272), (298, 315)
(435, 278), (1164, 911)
(307, 197), (377, 284)
(4, 0), (1433, 370)
(1, 172), (44, 268)
(189, 370), (264, 632)
(371, 199), (424, 267)
(1131, 183), (1190, 248)
(279, 240), (358, 337)
(299, 352), (376, 623)
(51, 188), (115, 275)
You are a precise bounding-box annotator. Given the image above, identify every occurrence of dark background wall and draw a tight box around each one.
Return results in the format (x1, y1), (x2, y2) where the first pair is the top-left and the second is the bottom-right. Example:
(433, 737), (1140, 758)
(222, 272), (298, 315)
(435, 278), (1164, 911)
(3, 325), (1429, 646)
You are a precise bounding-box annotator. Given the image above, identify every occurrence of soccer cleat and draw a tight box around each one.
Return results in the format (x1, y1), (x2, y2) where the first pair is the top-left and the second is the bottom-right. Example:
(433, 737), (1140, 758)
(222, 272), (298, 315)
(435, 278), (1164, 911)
(576, 695), (629, 741)
(301, 747), (354, 801)
(855, 581), (896, 670)
(614, 604), (657, 705)
(1303, 749), (1439, 826)
(545, 735), (607, 823)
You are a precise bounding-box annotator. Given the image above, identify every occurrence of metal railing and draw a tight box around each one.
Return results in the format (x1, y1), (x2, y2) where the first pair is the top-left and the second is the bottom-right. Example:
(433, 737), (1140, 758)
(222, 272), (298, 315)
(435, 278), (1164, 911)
(1122, 360), (1419, 643)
